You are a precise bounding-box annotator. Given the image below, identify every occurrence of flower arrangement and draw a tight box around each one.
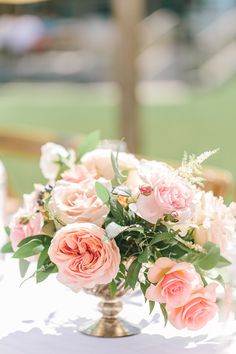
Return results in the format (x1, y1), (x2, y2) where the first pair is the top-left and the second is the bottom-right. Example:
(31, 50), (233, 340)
(3, 131), (236, 331)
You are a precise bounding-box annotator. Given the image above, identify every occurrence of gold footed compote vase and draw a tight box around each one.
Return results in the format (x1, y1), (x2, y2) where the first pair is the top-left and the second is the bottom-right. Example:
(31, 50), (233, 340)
(79, 283), (140, 337)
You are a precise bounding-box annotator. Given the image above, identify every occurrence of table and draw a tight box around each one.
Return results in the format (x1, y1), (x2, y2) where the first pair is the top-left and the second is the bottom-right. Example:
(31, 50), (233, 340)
(0, 257), (236, 354)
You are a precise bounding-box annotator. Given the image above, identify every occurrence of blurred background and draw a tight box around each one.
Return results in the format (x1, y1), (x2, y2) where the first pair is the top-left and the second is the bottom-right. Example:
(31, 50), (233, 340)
(0, 0), (236, 199)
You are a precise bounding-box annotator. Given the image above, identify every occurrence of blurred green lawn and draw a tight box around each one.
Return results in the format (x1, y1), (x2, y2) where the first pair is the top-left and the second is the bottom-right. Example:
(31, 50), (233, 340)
(0, 80), (235, 196)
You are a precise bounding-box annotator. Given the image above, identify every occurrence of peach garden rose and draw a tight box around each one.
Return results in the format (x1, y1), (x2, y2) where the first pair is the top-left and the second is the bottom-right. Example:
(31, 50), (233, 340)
(146, 257), (202, 308)
(48, 179), (109, 227)
(48, 223), (120, 291)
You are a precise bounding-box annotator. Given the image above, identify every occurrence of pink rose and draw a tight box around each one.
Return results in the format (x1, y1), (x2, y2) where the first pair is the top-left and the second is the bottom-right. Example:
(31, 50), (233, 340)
(10, 190), (44, 250)
(146, 257), (202, 308)
(48, 179), (109, 227)
(168, 283), (218, 330)
(62, 165), (97, 184)
(10, 212), (43, 251)
(136, 161), (196, 224)
(48, 223), (120, 291)
(81, 148), (139, 180)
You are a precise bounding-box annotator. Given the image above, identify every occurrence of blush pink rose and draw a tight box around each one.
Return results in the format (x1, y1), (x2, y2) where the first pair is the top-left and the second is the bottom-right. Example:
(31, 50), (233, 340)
(81, 148), (139, 180)
(168, 283), (218, 330)
(62, 165), (97, 184)
(136, 161), (196, 224)
(10, 212), (43, 251)
(48, 223), (120, 291)
(10, 190), (44, 250)
(48, 179), (109, 227)
(146, 257), (202, 308)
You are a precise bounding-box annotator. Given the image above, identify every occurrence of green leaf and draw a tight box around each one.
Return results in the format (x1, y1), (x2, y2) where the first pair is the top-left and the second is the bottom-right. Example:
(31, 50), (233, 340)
(95, 181), (110, 204)
(4, 226), (10, 236)
(1, 241), (13, 253)
(19, 259), (30, 278)
(36, 264), (58, 283)
(18, 235), (51, 248)
(196, 242), (220, 270)
(126, 259), (142, 290)
(77, 130), (100, 161)
(150, 232), (173, 246)
(138, 248), (150, 263)
(37, 247), (50, 269)
(149, 300), (155, 314)
(209, 274), (225, 288)
(109, 280), (117, 297)
(159, 303), (168, 326)
(216, 255), (231, 268)
(119, 262), (126, 275)
(13, 239), (45, 259)
(140, 282), (149, 298)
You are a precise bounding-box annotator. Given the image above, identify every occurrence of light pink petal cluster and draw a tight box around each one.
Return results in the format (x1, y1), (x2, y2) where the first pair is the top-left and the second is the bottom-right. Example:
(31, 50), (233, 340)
(81, 148), (139, 180)
(136, 160), (197, 224)
(193, 191), (236, 254)
(10, 189), (44, 250)
(48, 223), (120, 291)
(49, 179), (109, 227)
(62, 165), (97, 184)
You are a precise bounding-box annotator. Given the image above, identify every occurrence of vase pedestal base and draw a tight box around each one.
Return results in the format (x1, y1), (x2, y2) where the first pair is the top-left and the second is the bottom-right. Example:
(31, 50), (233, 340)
(79, 317), (140, 337)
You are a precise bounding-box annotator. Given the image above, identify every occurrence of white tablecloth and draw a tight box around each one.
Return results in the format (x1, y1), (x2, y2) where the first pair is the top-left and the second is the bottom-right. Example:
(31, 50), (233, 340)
(0, 257), (236, 354)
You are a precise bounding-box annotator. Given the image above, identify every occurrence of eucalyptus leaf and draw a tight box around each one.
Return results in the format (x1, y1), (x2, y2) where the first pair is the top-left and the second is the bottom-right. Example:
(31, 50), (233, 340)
(19, 259), (30, 278)
(1, 241), (13, 253)
(77, 130), (100, 161)
(112, 186), (131, 197)
(111, 151), (126, 184)
(106, 222), (128, 239)
(216, 255), (231, 268)
(209, 274), (225, 288)
(95, 181), (110, 204)
(13, 239), (45, 259)
(196, 242), (220, 270)
(4, 226), (10, 236)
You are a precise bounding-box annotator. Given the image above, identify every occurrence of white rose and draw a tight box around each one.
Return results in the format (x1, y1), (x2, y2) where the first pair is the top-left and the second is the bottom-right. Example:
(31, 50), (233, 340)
(193, 191), (236, 254)
(40, 142), (75, 182)
(81, 148), (139, 180)
(48, 179), (109, 227)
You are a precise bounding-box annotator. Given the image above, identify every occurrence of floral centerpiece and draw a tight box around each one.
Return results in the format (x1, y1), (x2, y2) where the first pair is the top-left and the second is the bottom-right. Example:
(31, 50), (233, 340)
(2, 131), (236, 336)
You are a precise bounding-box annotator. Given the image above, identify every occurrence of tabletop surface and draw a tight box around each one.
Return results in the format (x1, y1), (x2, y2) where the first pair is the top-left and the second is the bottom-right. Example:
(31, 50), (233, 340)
(0, 257), (236, 354)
